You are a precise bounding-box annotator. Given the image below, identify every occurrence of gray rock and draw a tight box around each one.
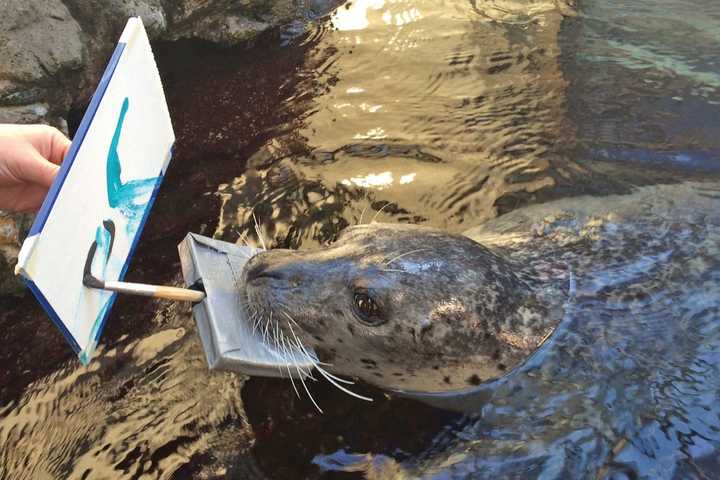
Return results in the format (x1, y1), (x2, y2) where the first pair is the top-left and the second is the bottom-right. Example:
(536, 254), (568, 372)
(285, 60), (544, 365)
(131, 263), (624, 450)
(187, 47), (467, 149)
(0, 103), (50, 124)
(1, 0), (317, 121)
(0, 0), (84, 86)
(0, 0), (85, 120)
(162, 0), (321, 44)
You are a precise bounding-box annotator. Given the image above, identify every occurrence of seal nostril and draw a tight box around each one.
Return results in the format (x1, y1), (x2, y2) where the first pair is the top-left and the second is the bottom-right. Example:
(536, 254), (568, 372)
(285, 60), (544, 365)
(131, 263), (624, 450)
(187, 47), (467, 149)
(246, 263), (285, 283)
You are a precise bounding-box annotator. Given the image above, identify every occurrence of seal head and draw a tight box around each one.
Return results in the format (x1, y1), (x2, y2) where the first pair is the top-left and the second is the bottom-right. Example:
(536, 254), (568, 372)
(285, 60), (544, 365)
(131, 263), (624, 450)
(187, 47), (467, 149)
(241, 223), (561, 393)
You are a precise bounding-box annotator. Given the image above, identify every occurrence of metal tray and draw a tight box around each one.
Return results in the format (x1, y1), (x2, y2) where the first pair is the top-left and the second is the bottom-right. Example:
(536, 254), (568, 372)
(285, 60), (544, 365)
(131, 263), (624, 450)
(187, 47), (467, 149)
(178, 233), (314, 378)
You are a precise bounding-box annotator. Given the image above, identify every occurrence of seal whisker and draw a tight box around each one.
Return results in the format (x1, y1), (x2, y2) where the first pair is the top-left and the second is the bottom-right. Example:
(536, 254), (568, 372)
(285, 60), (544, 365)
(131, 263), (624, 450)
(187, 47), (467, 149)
(287, 318), (357, 392)
(290, 354), (319, 382)
(358, 204), (369, 225)
(312, 365), (356, 386)
(281, 318), (319, 381)
(283, 316), (368, 403)
(280, 334), (302, 400)
(283, 312), (320, 366)
(252, 212), (268, 251)
(263, 311), (273, 344)
(238, 224), (263, 252)
(313, 364), (374, 402)
(282, 331), (318, 381)
(242, 303), (262, 334)
(384, 248), (429, 267)
(254, 313), (266, 337)
(237, 231), (250, 249)
(248, 310), (263, 333)
(371, 202), (392, 223)
(273, 319), (284, 376)
(256, 316), (267, 337)
(293, 348), (324, 413)
(249, 311), (260, 335)
(283, 312), (333, 367)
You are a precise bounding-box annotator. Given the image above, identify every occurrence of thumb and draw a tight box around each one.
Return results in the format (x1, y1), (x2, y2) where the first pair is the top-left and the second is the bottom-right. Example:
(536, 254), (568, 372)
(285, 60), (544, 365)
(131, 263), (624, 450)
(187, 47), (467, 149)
(18, 151), (61, 188)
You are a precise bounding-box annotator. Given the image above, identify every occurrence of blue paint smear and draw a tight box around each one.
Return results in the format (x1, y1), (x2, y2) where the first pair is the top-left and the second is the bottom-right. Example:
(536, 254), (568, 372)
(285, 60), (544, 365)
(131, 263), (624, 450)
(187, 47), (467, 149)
(91, 223), (113, 279)
(78, 97), (169, 363)
(117, 169), (165, 282)
(80, 169), (167, 362)
(107, 97), (160, 226)
(82, 168), (166, 364)
(79, 295), (114, 365)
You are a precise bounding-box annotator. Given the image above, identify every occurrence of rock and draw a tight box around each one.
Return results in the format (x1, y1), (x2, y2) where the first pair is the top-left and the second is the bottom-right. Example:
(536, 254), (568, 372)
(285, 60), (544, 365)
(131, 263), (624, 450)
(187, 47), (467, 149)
(1, 0), (322, 122)
(0, 103), (50, 124)
(0, 1), (84, 85)
(0, 0), (85, 119)
(162, 0), (324, 44)
(167, 10), (272, 45)
(0, 212), (32, 296)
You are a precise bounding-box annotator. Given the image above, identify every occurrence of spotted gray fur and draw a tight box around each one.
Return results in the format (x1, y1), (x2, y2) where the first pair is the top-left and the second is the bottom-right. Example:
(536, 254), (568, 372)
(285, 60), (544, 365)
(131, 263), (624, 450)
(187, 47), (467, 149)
(240, 223), (566, 393)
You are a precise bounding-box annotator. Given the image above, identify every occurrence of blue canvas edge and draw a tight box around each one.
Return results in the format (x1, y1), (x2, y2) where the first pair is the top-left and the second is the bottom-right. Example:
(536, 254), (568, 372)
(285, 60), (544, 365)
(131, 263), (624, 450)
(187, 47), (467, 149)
(28, 41), (127, 237)
(80, 155), (171, 364)
(24, 279), (82, 354)
(119, 163), (168, 282)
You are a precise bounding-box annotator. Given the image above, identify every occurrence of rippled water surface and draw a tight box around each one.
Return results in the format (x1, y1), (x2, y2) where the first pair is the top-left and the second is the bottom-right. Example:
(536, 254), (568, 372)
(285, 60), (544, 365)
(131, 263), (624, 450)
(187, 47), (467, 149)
(2, 0), (720, 478)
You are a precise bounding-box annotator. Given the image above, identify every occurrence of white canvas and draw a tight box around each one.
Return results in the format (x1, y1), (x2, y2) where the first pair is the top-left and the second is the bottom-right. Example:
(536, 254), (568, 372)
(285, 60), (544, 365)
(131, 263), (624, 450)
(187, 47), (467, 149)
(15, 17), (175, 363)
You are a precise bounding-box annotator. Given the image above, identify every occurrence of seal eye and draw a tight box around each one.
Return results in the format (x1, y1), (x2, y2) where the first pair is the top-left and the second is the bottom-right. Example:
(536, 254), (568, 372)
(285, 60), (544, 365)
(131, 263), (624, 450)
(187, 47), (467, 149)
(353, 290), (385, 326)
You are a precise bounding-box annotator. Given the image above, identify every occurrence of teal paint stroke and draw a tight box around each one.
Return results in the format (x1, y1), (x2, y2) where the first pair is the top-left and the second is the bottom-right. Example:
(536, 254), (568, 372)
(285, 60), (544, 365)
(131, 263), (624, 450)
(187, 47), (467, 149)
(77, 96), (166, 364)
(74, 196), (116, 365)
(92, 221), (113, 280)
(107, 97), (161, 229)
(78, 294), (114, 365)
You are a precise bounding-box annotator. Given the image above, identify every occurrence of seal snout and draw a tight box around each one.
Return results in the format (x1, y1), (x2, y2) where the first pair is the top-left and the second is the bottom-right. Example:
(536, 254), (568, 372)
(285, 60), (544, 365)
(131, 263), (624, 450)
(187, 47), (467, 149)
(243, 250), (306, 289)
(245, 260), (286, 283)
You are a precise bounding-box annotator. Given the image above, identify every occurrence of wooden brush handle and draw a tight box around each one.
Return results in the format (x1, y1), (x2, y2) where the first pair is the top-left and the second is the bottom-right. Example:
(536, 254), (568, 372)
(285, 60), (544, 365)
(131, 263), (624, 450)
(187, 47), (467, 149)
(103, 281), (205, 302)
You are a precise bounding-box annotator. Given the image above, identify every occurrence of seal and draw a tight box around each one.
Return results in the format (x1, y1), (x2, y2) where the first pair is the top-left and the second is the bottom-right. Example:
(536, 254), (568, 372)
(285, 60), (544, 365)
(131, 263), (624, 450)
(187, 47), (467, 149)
(240, 222), (567, 395)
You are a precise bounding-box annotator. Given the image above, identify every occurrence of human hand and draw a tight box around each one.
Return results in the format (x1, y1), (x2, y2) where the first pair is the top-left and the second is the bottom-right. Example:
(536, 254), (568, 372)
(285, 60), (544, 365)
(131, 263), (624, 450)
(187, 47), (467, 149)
(0, 124), (71, 212)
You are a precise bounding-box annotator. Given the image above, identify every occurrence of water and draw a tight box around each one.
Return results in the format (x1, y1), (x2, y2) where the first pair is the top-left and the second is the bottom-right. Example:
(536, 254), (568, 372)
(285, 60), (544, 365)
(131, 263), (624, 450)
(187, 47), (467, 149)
(1, 0), (719, 478)
(565, 0), (720, 171)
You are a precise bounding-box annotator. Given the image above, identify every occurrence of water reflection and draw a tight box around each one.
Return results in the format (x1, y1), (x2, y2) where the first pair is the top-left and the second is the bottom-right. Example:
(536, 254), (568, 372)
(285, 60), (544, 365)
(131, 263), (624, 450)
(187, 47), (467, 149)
(0, 308), (259, 479)
(216, 0), (587, 248)
(563, 0), (720, 170)
(2, 0), (720, 478)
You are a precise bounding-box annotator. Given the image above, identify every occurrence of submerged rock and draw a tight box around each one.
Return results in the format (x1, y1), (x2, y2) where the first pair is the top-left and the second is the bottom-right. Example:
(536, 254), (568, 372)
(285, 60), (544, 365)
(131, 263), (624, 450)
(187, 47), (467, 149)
(165, 0), (299, 44)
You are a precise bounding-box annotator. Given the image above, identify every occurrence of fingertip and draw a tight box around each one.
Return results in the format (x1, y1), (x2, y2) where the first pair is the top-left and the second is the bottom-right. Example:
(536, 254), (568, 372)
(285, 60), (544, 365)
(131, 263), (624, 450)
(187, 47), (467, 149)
(46, 162), (61, 187)
(49, 127), (72, 165)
